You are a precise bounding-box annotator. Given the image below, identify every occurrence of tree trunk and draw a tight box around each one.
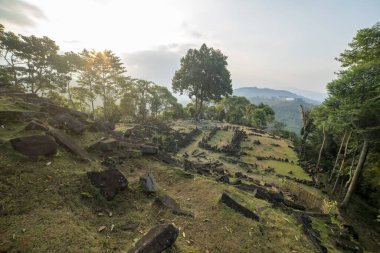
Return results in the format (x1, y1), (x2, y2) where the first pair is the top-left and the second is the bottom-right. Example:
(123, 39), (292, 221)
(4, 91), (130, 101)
(316, 125), (326, 172)
(299, 105), (312, 159)
(67, 81), (75, 108)
(340, 139), (369, 210)
(197, 98), (203, 121)
(345, 146), (358, 191)
(329, 130), (347, 183)
(332, 130), (352, 193)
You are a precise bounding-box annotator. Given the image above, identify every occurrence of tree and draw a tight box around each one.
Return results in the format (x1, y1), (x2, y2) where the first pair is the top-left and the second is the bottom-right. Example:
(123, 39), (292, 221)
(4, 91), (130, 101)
(172, 44), (232, 119)
(307, 23), (380, 209)
(299, 105), (314, 159)
(17, 35), (61, 94)
(148, 85), (177, 118)
(0, 29), (24, 88)
(54, 52), (83, 107)
(92, 50), (126, 121)
(78, 49), (97, 117)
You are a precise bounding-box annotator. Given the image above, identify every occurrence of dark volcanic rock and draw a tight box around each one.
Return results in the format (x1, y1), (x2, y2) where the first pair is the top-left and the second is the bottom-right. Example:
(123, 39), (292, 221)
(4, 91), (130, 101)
(41, 102), (88, 120)
(154, 150), (176, 164)
(53, 113), (87, 134)
(217, 175), (230, 184)
(90, 119), (115, 132)
(140, 172), (157, 193)
(10, 135), (57, 158)
(89, 138), (120, 153)
(333, 235), (362, 252)
(140, 145), (158, 154)
(121, 223), (138, 232)
(293, 212), (327, 253)
(128, 224), (179, 253)
(25, 120), (49, 131)
(283, 199), (306, 211)
(0, 111), (48, 123)
(153, 195), (193, 217)
(235, 182), (284, 204)
(221, 193), (260, 221)
(48, 128), (92, 160)
(87, 169), (128, 200)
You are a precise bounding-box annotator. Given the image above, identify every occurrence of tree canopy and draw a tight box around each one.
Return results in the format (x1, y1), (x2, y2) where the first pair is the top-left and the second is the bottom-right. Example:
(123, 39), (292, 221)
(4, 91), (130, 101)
(172, 44), (232, 119)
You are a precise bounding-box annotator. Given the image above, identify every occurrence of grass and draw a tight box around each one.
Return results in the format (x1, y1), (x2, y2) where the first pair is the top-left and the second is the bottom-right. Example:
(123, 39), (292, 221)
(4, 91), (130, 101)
(264, 160), (311, 180)
(0, 113), (359, 252)
(208, 130), (233, 147)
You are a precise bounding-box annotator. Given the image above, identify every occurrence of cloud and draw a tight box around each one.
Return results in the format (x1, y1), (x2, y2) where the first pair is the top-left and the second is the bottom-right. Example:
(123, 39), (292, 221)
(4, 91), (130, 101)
(63, 40), (80, 44)
(0, 0), (47, 27)
(123, 43), (197, 87)
(180, 21), (203, 39)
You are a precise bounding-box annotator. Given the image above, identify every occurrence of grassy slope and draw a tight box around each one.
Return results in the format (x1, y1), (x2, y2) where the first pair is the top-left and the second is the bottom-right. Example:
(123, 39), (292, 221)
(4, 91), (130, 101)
(0, 99), (360, 252)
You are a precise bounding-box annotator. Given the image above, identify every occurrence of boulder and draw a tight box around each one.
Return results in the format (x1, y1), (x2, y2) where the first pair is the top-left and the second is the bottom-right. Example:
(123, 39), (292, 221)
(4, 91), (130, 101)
(121, 223), (138, 232)
(89, 138), (120, 153)
(153, 195), (193, 217)
(40, 102), (88, 120)
(87, 169), (128, 200)
(293, 212), (327, 253)
(25, 120), (49, 131)
(0, 111), (48, 124)
(90, 119), (115, 132)
(140, 145), (158, 155)
(47, 128), (92, 161)
(154, 151), (175, 164)
(128, 224), (179, 253)
(217, 175), (230, 184)
(333, 235), (362, 253)
(53, 113), (87, 134)
(235, 182), (284, 204)
(220, 192), (260, 221)
(140, 173), (157, 193)
(283, 199), (306, 211)
(10, 135), (58, 159)
(101, 157), (122, 170)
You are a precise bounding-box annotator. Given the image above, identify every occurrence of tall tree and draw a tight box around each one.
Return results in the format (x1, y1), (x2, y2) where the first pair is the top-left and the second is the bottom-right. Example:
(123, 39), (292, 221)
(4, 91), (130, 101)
(17, 35), (60, 94)
(55, 51), (83, 107)
(78, 49), (97, 117)
(172, 44), (232, 119)
(321, 23), (380, 209)
(92, 50), (126, 121)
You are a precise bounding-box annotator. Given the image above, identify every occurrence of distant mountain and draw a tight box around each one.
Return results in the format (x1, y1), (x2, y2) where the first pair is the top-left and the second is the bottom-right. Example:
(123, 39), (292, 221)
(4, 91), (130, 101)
(233, 87), (318, 134)
(286, 88), (327, 103)
(234, 87), (320, 105)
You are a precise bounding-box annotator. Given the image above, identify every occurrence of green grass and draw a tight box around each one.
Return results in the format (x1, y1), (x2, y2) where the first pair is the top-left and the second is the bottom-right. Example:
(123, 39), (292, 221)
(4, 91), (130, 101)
(265, 160), (311, 180)
(0, 114), (352, 252)
(208, 130), (233, 147)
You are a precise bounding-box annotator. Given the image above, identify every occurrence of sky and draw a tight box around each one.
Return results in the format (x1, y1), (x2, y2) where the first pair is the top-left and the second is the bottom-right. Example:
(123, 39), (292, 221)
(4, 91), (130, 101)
(1, 0), (379, 98)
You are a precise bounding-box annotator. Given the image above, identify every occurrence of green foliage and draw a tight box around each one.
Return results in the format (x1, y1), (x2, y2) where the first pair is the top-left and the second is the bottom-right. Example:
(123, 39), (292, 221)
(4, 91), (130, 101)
(304, 22), (380, 208)
(119, 79), (183, 122)
(172, 44), (232, 118)
(215, 96), (274, 128)
(338, 22), (380, 68)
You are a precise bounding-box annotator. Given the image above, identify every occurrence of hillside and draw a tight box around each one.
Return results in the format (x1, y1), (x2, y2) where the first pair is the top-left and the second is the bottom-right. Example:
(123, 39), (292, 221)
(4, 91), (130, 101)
(0, 92), (373, 253)
(233, 87), (320, 105)
(233, 87), (318, 134)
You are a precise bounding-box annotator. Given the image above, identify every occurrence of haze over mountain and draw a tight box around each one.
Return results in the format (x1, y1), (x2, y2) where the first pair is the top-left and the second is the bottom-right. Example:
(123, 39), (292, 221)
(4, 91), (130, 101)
(234, 86), (321, 104)
(234, 87), (317, 134)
